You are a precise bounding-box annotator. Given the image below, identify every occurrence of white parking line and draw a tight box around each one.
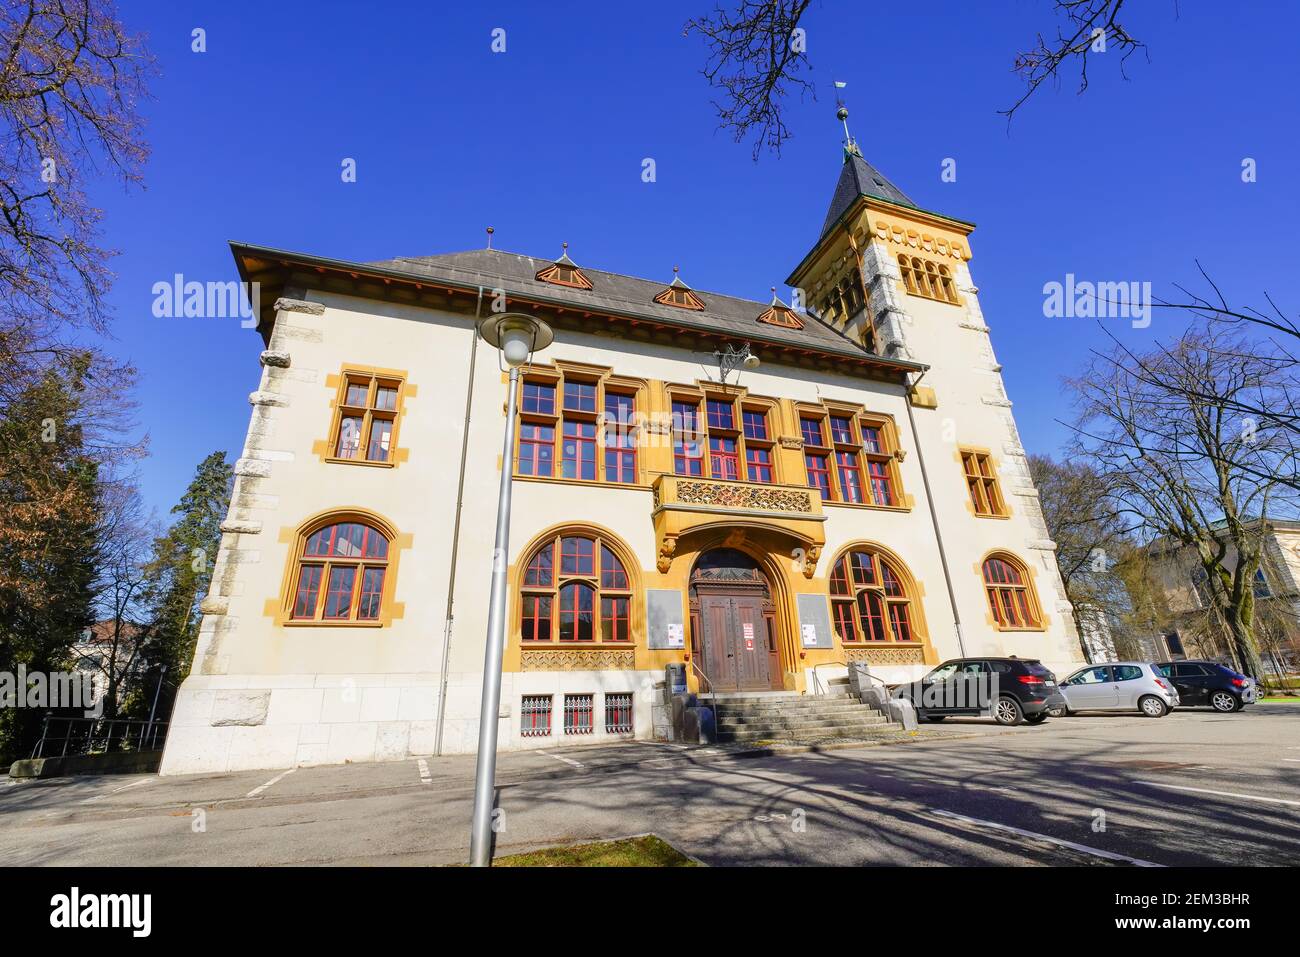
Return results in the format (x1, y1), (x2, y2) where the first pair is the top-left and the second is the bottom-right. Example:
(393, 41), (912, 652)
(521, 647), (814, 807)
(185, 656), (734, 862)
(535, 750), (585, 769)
(931, 809), (1163, 867)
(417, 759), (432, 784)
(246, 768), (296, 798)
(1137, 781), (1300, 807)
(78, 777), (153, 805)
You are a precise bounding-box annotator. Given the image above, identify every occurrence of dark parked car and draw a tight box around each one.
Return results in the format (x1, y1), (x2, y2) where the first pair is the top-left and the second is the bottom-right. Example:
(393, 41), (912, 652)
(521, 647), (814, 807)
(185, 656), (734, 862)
(1154, 660), (1257, 712)
(893, 657), (1067, 726)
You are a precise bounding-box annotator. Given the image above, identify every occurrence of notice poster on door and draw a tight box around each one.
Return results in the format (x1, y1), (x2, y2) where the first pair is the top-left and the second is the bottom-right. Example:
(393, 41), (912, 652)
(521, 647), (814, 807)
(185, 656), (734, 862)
(743, 622), (755, 651)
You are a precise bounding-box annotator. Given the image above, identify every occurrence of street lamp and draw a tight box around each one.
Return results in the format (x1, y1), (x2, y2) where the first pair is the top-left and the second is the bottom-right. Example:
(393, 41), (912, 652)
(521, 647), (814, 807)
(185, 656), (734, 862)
(469, 311), (553, 867)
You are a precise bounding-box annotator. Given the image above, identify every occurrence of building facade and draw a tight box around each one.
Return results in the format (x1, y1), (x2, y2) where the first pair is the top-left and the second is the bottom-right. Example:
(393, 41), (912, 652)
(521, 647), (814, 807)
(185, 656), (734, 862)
(160, 144), (1084, 775)
(1147, 518), (1300, 674)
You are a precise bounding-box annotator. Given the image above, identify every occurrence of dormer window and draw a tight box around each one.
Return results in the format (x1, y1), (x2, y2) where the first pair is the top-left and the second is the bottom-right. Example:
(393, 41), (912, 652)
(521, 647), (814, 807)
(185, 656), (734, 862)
(757, 289), (805, 329)
(535, 243), (593, 290)
(654, 268), (706, 311)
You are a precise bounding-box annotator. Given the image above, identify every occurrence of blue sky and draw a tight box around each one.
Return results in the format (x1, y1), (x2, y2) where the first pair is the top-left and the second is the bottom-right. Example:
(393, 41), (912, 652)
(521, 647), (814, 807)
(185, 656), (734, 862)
(94, 1), (1299, 518)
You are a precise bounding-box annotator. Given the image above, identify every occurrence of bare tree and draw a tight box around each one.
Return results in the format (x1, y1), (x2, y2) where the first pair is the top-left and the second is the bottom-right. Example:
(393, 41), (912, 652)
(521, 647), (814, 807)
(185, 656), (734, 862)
(77, 485), (157, 720)
(1003, 0), (1150, 120)
(1068, 323), (1298, 678)
(1029, 453), (1138, 660)
(684, 0), (814, 159)
(0, 0), (153, 338)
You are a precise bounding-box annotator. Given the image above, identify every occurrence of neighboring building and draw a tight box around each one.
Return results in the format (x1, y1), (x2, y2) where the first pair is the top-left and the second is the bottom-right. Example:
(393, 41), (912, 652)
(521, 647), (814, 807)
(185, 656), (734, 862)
(73, 621), (145, 711)
(1146, 518), (1300, 673)
(161, 128), (1085, 775)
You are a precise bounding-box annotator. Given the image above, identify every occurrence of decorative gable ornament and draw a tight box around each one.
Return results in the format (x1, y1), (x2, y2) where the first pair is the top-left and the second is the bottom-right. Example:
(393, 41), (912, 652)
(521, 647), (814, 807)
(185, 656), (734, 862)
(757, 288), (805, 329)
(653, 267), (706, 311)
(535, 242), (593, 290)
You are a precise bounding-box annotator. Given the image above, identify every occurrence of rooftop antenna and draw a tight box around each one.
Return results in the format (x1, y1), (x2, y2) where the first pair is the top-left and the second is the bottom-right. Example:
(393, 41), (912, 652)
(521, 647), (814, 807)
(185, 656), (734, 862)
(485, 225), (494, 249)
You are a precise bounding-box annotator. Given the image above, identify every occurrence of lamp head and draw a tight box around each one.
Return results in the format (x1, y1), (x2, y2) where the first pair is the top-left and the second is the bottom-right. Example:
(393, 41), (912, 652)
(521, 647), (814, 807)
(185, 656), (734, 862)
(743, 352), (761, 370)
(479, 312), (554, 368)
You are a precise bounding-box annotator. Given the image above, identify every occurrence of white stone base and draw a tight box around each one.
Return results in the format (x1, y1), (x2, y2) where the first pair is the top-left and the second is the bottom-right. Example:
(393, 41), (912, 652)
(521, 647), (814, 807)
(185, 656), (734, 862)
(159, 669), (662, 775)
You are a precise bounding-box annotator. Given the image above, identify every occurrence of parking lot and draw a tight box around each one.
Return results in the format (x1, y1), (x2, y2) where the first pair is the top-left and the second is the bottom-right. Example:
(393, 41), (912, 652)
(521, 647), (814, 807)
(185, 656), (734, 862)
(2, 701), (1297, 867)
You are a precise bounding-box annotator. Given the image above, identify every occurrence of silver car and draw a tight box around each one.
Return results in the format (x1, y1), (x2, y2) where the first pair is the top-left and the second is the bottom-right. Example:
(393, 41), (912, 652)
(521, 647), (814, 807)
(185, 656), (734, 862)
(1055, 662), (1180, 717)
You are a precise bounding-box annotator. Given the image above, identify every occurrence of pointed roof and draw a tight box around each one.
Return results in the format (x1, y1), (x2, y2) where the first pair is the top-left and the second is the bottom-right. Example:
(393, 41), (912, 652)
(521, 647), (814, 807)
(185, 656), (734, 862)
(820, 148), (917, 236)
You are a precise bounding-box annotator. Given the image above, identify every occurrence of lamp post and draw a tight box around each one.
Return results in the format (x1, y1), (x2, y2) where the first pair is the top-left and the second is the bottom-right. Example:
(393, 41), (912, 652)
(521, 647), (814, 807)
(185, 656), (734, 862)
(469, 311), (554, 867)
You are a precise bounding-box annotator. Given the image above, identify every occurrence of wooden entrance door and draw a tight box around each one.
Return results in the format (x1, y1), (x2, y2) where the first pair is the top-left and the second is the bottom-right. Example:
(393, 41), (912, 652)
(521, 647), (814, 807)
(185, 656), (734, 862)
(699, 593), (774, 692)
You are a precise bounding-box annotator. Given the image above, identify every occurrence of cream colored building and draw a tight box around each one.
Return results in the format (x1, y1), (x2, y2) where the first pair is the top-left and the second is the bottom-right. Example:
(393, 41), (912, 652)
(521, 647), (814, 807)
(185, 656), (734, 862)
(160, 144), (1084, 775)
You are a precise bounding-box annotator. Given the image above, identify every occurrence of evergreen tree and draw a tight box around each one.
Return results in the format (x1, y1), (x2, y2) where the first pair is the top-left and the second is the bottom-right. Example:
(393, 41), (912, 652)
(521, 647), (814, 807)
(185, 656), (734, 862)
(125, 452), (233, 722)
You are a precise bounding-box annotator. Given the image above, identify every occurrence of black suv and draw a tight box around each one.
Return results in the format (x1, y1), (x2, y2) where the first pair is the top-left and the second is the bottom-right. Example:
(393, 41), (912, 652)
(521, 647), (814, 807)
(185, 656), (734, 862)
(893, 657), (1067, 726)
(1154, 660), (1257, 712)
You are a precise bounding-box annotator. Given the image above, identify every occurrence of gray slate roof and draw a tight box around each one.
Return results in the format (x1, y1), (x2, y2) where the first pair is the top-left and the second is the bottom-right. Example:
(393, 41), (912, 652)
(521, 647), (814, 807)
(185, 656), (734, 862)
(821, 151), (917, 236)
(367, 247), (897, 363)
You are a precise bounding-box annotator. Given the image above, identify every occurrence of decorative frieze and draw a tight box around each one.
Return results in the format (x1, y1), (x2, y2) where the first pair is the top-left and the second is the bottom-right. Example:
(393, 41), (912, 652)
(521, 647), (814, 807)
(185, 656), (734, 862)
(520, 649), (637, 671)
(778, 436), (804, 450)
(844, 645), (926, 665)
(675, 480), (814, 514)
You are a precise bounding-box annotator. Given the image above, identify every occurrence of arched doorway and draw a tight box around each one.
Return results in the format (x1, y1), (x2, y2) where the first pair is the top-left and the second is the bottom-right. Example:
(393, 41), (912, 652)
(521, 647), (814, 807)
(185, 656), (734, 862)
(689, 548), (782, 692)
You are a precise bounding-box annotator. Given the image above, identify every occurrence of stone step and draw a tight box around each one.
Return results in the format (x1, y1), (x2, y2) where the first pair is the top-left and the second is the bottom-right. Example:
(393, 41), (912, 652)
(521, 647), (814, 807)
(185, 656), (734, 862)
(717, 725), (909, 744)
(711, 698), (866, 715)
(717, 713), (888, 731)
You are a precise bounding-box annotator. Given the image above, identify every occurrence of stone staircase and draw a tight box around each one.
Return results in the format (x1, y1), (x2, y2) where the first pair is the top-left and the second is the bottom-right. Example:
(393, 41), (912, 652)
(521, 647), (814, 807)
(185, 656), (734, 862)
(710, 691), (908, 747)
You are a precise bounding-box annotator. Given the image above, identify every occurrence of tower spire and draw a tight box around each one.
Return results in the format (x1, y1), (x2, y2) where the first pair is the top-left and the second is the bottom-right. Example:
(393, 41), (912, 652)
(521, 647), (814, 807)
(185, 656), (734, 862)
(834, 81), (861, 158)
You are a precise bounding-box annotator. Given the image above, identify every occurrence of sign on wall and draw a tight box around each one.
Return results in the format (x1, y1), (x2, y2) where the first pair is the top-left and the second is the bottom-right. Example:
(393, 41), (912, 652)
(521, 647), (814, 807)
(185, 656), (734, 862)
(647, 589), (686, 649)
(796, 594), (835, 649)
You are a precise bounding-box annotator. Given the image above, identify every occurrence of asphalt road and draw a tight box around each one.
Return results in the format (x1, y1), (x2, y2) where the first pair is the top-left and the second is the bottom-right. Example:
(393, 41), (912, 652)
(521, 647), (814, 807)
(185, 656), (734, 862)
(2, 702), (1297, 867)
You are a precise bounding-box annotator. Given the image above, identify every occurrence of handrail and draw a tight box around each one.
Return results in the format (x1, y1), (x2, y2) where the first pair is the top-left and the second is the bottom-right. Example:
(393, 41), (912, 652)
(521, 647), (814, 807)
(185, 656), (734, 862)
(810, 659), (891, 697)
(809, 659), (846, 696)
(686, 658), (717, 700)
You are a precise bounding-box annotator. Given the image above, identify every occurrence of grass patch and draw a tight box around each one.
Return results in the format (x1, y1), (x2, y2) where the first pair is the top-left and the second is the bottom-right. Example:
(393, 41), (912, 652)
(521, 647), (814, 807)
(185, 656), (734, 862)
(493, 835), (698, 867)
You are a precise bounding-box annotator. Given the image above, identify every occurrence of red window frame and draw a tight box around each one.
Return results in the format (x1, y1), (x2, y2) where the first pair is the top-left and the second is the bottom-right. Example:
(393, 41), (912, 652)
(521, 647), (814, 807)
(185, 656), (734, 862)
(805, 453), (832, 499)
(836, 451), (864, 504)
(561, 420), (597, 480)
(746, 446), (773, 483)
(518, 422), (554, 477)
(709, 436), (740, 481)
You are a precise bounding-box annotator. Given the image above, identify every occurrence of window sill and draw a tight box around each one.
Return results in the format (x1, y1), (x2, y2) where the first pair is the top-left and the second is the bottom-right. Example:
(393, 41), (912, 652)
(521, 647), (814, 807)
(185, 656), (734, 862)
(839, 641), (925, 647)
(822, 500), (911, 513)
(512, 474), (651, 491)
(971, 511), (1012, 520)
(282, 619), (386, 628)
(991, 625), (1046, 633)
(325, 456), (396, 469)
(519, 642), (636, 648)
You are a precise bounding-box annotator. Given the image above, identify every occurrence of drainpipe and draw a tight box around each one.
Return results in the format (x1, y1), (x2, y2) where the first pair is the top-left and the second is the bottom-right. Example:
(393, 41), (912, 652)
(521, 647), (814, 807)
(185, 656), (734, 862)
(434, 286), (485, 755)
(902, 367), (967, 657)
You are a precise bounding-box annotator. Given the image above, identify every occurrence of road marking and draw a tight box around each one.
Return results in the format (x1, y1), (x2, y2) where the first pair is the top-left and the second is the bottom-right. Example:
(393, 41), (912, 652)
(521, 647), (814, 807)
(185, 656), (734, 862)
(535, 750), (585, 769)
(1285, 759), (1300, 764)
(78, 777), (153, 805)
(1136, 781), (1300, 807)
(246, 768), (296, 798)
(417, 759), (432, 784)
(930, 809), (1163, 867)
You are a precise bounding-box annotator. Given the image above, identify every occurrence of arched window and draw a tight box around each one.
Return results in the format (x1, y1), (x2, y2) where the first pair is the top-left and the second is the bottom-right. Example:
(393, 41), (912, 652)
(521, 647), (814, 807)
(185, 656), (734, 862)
(898, 255), (916, 294)
(982, 553), (1042, 629)
(829, 546), (917, 643)
(290, 519), (391, 623)
(520, 532), (634, 643)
